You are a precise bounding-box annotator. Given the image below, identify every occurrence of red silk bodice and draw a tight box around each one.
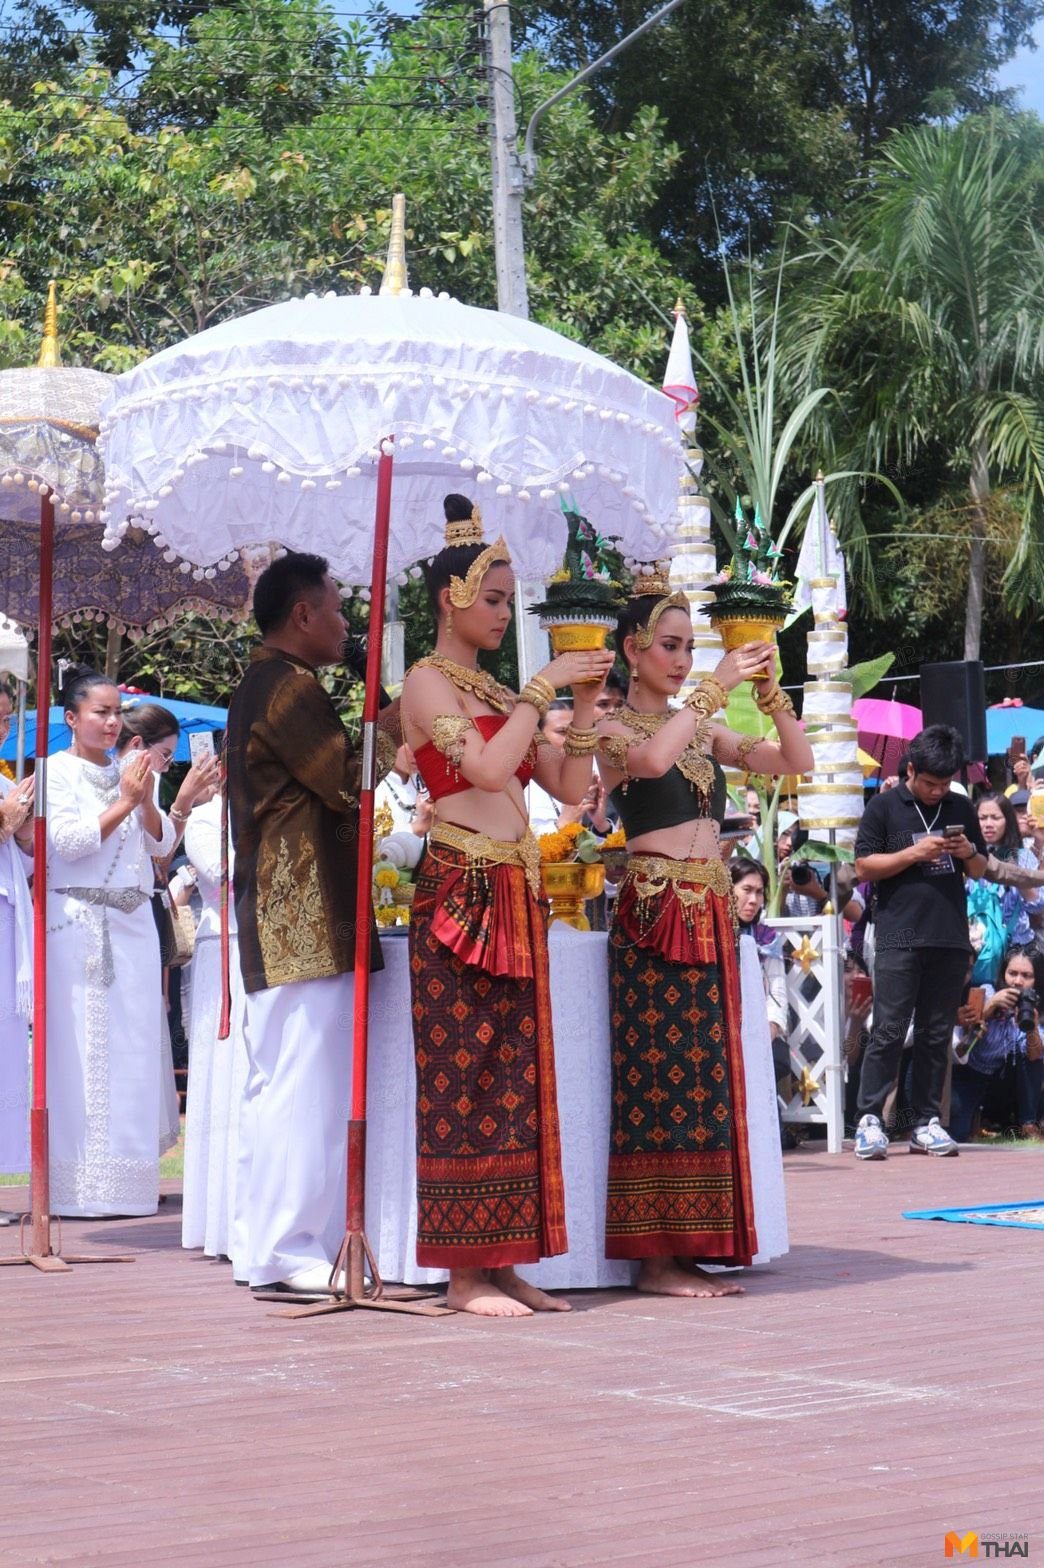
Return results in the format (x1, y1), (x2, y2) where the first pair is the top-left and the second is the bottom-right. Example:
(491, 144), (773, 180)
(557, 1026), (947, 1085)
(415, 714), (537, 800)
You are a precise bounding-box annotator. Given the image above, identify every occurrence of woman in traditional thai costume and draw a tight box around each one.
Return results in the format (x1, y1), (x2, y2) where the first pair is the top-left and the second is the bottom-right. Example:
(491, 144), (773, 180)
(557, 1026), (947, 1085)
(401, 495), (613, 1318)
(595, 570), (813, 1296)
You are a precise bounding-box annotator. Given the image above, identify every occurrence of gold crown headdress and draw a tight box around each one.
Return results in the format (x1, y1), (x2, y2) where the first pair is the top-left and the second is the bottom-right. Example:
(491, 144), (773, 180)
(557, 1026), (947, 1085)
(628, 558), (690, 647)
(445, 502), (512, 609)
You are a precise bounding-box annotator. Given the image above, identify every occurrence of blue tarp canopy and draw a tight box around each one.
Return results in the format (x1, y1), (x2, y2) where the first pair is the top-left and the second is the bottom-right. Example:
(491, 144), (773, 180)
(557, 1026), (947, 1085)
(1, 695), (228, 764)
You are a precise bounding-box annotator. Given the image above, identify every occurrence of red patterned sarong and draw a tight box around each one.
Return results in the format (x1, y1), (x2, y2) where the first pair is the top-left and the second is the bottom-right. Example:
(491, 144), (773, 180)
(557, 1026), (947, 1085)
(408, 825), (567, 1268)
(606, 854), (758, 1265)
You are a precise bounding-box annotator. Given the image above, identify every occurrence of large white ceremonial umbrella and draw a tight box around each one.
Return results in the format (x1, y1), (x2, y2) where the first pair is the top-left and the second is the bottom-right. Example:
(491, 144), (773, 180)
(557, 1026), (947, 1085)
(99, 196), (683, 1312)
(0, 288), (261, 1274)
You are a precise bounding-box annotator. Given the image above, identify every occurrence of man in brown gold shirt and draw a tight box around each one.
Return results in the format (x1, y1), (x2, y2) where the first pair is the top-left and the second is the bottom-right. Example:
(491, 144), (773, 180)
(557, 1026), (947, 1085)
(226, 552), (388, 1293)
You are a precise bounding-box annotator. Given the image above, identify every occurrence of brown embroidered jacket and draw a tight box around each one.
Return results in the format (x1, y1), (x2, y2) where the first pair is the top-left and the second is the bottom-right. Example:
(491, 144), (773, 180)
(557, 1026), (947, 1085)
(226, 646), (388, 993)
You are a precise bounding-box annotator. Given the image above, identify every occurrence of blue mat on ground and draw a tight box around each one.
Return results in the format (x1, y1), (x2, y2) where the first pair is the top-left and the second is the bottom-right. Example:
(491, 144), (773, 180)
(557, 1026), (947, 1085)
(903, 1201), (1044, 1230)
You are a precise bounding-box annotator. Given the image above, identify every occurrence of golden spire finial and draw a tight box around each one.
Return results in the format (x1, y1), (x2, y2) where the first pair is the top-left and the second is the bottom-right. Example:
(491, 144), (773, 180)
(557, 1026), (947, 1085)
(380, 193), (408, 296)
(37, 280), (61, 368)
(672, 296), (686, 320)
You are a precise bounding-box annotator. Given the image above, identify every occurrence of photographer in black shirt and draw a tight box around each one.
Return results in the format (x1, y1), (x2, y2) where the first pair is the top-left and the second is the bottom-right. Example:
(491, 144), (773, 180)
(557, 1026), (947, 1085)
(853, 725), (987, 1159)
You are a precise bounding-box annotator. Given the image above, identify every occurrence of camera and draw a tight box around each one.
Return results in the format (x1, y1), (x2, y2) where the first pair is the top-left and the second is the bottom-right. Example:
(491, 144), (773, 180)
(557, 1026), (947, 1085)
(790, 862), (813, 886)
(1015, 987), (1039, 1033)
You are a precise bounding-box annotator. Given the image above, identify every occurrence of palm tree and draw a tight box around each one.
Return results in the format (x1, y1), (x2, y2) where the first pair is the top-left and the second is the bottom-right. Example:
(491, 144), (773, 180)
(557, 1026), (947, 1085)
(783, 110), (1044, 659)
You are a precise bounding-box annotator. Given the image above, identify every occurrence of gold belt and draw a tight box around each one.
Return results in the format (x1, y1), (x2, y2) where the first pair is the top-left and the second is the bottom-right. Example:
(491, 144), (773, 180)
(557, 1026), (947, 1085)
(625, 854), (733, 896)
(428, 822), (541, 898)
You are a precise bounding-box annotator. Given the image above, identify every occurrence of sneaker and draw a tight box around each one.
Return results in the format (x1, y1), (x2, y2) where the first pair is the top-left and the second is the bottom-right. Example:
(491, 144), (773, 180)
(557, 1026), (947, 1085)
(909, 1117), (959, 1157)
(854, 1114), (889, 1160)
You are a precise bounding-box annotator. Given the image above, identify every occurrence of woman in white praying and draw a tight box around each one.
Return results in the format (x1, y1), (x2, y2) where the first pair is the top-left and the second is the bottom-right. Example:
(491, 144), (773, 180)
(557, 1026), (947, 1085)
(113, 704), (221, 1165)
(0, 756), (33, 1184)
(46, 669), (179, 1218)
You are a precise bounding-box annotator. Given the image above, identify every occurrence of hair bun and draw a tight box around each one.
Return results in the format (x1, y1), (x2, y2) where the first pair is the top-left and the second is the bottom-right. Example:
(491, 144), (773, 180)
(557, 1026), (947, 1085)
(443, 493), (474, 523)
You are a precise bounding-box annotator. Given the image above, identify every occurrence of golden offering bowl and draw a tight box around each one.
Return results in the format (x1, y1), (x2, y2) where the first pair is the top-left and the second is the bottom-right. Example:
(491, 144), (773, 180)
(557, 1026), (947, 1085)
(713, 614), (786, 680)
(540, 860), (605, 930)
(544, 618), (615, 684)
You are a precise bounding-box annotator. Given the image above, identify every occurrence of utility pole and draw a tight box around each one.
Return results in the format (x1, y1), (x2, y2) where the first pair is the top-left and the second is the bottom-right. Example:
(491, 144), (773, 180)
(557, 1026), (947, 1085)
(484, 0), (529, 320)
(485, 3), (546, 680)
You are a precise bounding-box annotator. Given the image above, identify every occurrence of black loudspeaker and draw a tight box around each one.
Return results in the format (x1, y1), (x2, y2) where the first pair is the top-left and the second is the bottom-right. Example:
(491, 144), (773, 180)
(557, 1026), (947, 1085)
(919, 660), (987, 761)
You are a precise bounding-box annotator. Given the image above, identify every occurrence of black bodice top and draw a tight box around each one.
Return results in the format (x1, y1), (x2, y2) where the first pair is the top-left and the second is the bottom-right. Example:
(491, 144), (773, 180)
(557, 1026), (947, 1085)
(609, 754), (729, 839)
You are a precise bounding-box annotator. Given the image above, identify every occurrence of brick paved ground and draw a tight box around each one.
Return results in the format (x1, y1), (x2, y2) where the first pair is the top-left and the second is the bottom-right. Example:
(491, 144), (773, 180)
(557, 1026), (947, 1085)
(2, 1142), (1041, 1568)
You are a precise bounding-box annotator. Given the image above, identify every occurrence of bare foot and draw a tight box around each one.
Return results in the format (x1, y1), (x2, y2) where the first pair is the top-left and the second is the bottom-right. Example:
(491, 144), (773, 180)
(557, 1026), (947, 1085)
(447, 1268), (533, 1318)
(490, 1266), (572, 1312)
(637, 1259), (745, 1298)
(677, 1257), (746, 1295)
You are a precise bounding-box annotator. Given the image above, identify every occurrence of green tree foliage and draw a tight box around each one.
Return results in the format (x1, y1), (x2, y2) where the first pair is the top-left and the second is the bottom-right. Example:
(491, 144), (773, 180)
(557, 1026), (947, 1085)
(522, 0), (1043, 295)
(781, 111), (1044, 662)
(0, 2), (688, 378)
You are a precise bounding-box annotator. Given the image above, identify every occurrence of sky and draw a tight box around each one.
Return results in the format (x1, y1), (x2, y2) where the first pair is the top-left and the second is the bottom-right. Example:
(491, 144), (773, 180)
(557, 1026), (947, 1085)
(995, 22), (1044, 115)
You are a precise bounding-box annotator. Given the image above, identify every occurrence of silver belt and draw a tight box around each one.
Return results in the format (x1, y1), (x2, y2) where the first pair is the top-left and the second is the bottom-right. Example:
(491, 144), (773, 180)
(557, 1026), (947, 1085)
(51, 885), (151, 987)
(54, 886), (151, 913)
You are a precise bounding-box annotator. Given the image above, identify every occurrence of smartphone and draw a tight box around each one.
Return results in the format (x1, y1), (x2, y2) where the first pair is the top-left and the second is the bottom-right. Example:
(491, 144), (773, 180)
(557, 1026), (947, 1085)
(966, 986), (986, 1022)
(1009, 735), (1026, 768)
(849, 975), (872, 1011)
(188, 731), (216, 766)
(942, 823), (963, 839)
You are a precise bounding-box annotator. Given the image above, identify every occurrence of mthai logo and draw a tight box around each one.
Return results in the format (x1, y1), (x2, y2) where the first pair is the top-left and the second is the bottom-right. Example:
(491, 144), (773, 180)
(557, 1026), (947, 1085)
(945, 1538), (979, 1560)
(945, 1534), (1029, 1559)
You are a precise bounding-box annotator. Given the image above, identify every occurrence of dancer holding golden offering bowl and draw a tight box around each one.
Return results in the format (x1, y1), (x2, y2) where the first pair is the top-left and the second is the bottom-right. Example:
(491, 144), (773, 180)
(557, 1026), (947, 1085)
(401, 494), (613, 1318)
(595, 565), (813, 1297)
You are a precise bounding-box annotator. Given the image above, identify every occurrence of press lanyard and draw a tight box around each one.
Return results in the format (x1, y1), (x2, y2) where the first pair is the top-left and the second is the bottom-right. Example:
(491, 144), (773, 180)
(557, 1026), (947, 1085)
(912, 798), (943, 836)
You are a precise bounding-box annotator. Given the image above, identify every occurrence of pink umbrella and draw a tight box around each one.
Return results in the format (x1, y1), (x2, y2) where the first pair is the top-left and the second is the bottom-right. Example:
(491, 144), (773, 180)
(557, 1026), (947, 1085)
(853, 696), (923, 778)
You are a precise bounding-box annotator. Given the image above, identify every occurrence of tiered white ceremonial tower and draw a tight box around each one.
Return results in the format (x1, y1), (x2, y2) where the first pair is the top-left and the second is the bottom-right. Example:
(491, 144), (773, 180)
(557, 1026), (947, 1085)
(796, 475), (862, 848)
(662, 301), (724, 689)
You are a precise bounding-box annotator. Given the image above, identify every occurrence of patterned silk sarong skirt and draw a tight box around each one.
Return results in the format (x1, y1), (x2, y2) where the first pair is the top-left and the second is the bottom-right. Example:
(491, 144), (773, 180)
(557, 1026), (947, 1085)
(408, 824), (567, 1269)
(606, 854), (758, 1265)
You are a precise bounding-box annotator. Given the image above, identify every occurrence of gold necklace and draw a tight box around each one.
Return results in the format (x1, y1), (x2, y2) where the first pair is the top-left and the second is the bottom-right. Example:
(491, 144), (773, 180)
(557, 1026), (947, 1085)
(619, 704), (714, 794)
(412, 653), (515, 716)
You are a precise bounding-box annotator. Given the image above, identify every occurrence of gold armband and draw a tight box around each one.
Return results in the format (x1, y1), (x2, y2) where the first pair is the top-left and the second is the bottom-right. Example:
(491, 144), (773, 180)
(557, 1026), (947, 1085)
(754, 684), (795, 718)
(431, 713), (473, 769)
(563, 724), (598, 757)
(685, 675), (728, 721)
(735, 733), (761, 769)
(599, 732), (631, 773)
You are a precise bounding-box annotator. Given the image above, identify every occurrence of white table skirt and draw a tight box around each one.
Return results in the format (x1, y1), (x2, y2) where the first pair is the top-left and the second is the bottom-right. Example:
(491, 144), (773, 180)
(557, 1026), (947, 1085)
(364, 925), (633, 1289)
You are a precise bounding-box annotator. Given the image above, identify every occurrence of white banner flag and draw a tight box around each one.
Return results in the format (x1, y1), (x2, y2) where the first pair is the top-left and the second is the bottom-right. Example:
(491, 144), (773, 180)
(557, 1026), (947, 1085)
(662, 311), (699, 436)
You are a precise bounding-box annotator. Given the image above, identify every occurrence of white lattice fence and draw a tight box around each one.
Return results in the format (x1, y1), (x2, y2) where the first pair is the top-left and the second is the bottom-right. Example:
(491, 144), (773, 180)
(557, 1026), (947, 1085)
(763, 913), (845, 1153)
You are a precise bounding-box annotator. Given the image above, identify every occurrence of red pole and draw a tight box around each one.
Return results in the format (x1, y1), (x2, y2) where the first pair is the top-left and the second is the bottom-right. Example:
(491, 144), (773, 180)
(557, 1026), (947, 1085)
(345, 442), (394, 1264)
(29, 489), (55, 1257)
(218, 753), (231, 1042)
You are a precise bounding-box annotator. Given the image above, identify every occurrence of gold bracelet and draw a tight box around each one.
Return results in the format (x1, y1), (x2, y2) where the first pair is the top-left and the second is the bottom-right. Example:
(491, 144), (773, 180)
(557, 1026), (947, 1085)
(527, 674), (556, 704)
(755, 684), (795, 717)
(518, 680), (552, 719)
(685, 675), (728, 720)
(563, 724), (598, 757)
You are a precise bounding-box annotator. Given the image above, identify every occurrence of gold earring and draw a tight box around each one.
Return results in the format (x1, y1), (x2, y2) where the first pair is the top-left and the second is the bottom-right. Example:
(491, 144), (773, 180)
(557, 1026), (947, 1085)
(446, 608), (454, 637)
(630, 665), (639, 688)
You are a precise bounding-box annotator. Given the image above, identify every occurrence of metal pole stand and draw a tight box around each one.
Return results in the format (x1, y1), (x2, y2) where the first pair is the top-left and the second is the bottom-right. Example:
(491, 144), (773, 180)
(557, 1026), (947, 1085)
(256, 1122), (454, 1320)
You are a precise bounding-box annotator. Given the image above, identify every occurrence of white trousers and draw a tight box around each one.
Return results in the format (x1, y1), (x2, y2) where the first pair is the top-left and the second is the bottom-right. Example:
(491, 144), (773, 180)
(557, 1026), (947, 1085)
(239, 972), (354, 1286)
